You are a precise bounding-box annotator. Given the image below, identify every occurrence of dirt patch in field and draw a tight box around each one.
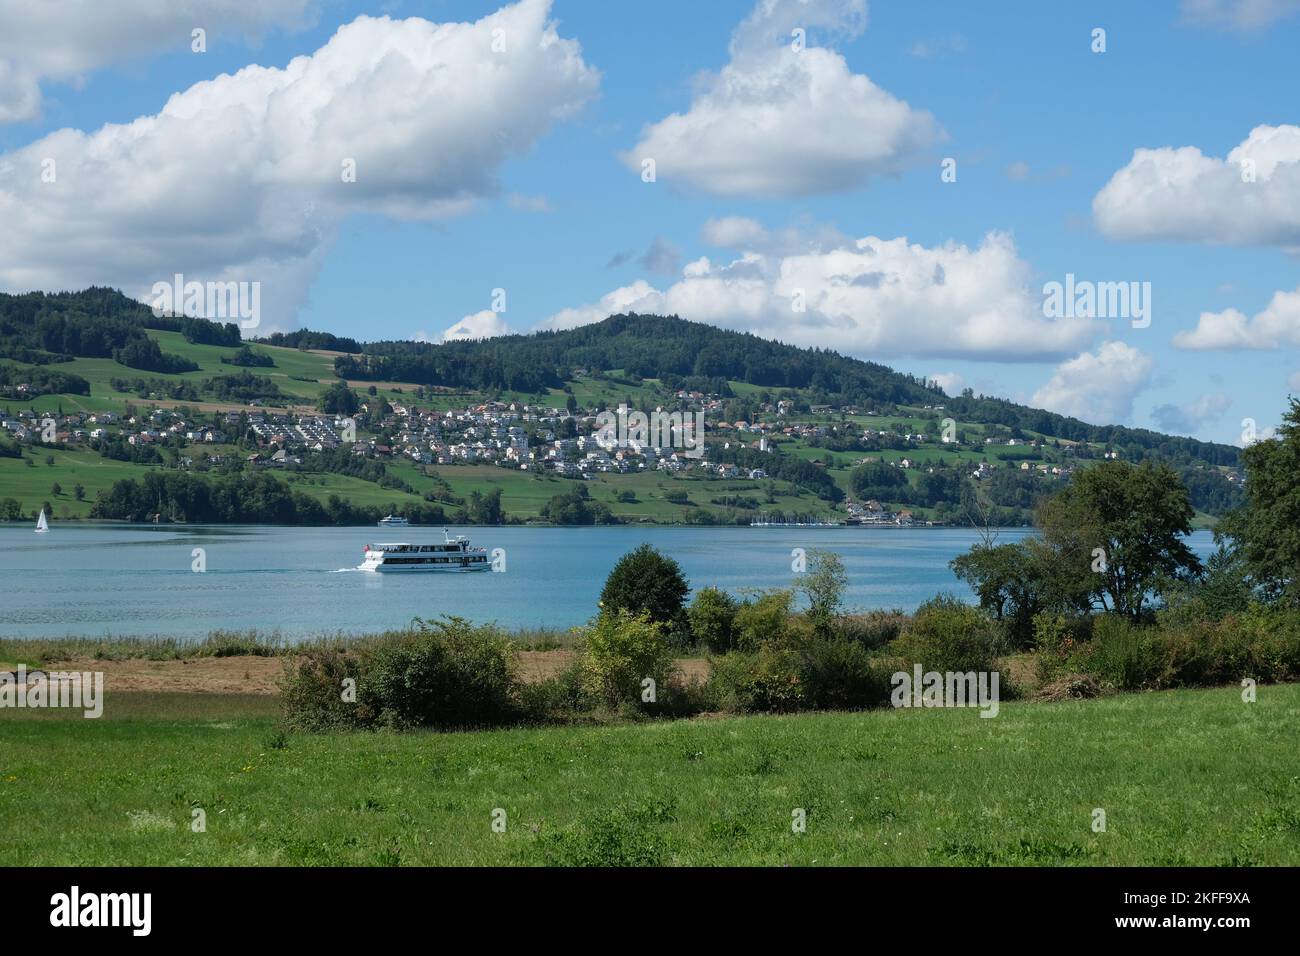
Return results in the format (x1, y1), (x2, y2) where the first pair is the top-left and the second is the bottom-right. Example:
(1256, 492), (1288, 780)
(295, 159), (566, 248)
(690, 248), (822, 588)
(53, 656), (287, 696)
(46, 652), (712, 696)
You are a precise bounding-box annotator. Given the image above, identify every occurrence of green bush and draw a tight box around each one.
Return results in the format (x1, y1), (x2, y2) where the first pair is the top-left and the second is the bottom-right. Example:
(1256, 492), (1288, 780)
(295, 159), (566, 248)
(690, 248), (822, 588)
(1076, 615), (1157, 690)
(688, 587), (739, 652)
(892, 595), (1004, 674)
(836, 609), (906, 649)
(1032, 612), (1093, 684)
(282, 618), (521, 731)
(799, 549), (848, 638)
(708, 645), (805, 713)
(516, 658), (590, 723)
(800, 638), (892, 710)
(280, 647), (365, 731)
(732, 589), (795, 650)
(362, 618), (520, 729)
(580, 610), (675, 711)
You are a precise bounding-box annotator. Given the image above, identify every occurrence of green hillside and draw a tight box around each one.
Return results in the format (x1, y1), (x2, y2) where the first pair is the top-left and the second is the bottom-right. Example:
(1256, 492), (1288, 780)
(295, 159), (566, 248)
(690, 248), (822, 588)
(0, 288), (1246, 526)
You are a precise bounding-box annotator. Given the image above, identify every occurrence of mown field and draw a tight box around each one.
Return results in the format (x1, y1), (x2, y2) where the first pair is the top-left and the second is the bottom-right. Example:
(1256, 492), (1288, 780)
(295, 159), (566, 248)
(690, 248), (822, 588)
(1, 683), (1296, 866)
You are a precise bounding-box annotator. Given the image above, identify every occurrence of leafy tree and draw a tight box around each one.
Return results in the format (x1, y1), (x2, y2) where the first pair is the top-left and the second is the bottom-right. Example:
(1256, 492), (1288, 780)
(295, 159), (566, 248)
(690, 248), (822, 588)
(1221, 398), (1300, 603)
(466, 488), (504, 525)
(688, 587), (739, 651)
(799, 549), (847, 638)
(951, 539), (1091, 646)
(318, 381), (359, 415)
(1037, 460), (1200, 619)
(74, 483), (85, 501)
(599, 544), (690, 637)
(51, 482), (62, 497)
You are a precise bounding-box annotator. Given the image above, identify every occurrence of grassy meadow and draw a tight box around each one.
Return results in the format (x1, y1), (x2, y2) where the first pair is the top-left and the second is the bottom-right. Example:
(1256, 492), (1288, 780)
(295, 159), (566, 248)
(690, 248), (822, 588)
(2, 682), (1296, 866)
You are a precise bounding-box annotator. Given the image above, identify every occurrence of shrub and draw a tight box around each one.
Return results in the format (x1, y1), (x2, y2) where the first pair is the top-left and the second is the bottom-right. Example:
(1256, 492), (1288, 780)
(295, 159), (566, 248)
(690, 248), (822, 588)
(1074, 615), (1158, 690)
(732, 590), (795, 650)
(688, 587), (739, 652)
(580, 611), (675, 711)
(892, 595), (1003, 674)
(1032, 612), (1093, 684)
(708, 645), (805, 713)
(516, 658), (590, 723)
(836, 609), (906, 650)
(362, 618), (519, 729)
(280, 647), (365, 731)
(800, 638), (892, 710)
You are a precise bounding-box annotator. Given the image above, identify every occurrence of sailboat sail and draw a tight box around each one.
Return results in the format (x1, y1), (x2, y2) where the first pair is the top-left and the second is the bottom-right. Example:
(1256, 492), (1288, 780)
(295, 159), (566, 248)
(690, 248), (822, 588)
(35, 509), (48, 533)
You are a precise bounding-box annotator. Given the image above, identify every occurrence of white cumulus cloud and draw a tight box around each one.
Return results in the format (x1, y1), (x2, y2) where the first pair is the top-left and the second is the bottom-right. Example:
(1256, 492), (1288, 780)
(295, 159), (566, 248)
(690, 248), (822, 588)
(1031, 342), (1154, 425)
(1093, 125), (1300, 247)
(440, 310), (511, 342)
(622, 0), (938, 198)
(0, 0), (318, 122)
(1173, 286), (1300, 349)
(543, 230), (1099, 361)
(0, 0), (599, 332)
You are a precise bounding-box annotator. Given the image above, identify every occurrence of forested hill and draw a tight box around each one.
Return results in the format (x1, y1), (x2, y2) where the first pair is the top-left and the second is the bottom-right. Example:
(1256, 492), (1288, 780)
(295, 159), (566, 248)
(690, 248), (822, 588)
(337, 313), (944, 404)
(335, 312), (1239, 466)
(0, 290), (1239, 466)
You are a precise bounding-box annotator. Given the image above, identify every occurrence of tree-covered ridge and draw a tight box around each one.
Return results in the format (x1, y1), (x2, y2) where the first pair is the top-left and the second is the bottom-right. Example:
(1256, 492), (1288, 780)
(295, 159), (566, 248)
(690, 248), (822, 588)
(339, 313), (941, 403)
(253, 329), (363, 353)
(0, 287), (240, 372)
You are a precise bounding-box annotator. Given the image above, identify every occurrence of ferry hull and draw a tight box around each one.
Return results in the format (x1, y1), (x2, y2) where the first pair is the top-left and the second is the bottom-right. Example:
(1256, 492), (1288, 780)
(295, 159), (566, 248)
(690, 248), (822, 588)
(362, 563), (490, 573)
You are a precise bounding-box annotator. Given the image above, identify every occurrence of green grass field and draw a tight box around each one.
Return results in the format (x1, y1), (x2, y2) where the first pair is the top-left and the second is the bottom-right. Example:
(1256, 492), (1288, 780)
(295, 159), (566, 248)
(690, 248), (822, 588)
(2, 683), (1296, 865)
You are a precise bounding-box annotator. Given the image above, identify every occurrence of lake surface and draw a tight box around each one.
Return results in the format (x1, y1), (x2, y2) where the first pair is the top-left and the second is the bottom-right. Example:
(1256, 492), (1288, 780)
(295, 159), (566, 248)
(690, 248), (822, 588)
(0, 524), (1218, 640)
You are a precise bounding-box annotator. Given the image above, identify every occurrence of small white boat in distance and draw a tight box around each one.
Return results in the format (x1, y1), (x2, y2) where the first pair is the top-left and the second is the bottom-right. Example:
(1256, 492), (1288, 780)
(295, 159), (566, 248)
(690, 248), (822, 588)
(377, 514), (409, 528)
(34, 509), (48, 533)
(359, 530), (490, 572)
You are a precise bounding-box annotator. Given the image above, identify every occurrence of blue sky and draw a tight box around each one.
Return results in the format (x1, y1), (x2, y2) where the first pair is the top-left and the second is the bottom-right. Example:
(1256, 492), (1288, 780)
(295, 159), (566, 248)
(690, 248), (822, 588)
(0, 0), (1297, 445)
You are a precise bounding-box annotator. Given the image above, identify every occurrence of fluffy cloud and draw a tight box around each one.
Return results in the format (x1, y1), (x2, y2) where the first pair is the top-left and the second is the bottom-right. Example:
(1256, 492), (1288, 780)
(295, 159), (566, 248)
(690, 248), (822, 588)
(543, 230), (1100, 361)
(0, 0), (317, 122)
(1180, 0), (1300, 29)
(930, 372), (965, 395)
(1173, 286), (1300, 349)
(1093, 125), (1300, 246)
(440, 310), (511, 342)
(1030, 342), (1154, 425)
(0, 0), (598, 331)
(623, 0), (937, 198)
(1150, 392), (1233, 434)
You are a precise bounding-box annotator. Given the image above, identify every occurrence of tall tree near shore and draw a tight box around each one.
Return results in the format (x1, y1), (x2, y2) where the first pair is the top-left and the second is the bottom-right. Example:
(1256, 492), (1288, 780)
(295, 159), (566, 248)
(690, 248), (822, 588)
(1036, 460), (1200, 619)
(1221, 398), (1300, 604)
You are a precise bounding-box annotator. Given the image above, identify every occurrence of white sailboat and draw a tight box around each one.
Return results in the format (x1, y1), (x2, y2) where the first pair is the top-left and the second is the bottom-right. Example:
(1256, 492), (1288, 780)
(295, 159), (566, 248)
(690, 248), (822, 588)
(34, 509), (48, 533)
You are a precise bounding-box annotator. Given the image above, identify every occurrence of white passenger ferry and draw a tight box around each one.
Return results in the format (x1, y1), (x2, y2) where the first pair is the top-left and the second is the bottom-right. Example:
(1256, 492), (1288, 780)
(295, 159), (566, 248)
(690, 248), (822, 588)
(359, 531), (491, 572)
(377, 514), (409, 528)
